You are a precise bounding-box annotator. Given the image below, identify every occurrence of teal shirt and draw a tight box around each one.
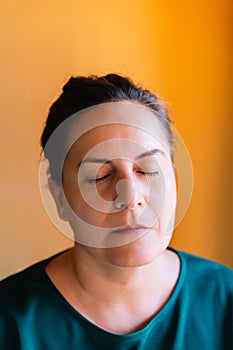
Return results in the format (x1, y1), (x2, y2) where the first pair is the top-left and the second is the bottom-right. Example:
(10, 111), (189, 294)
(0, 248), (232, 350)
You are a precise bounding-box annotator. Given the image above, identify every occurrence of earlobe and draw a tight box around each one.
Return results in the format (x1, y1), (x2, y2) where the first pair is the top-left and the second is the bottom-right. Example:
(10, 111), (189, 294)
(48, 177), (67, 221)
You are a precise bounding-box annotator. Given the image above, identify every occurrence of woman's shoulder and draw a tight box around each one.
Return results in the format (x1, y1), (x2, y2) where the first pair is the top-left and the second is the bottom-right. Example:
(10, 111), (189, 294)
(172, 247), (233, 294)
(1, 259), (47, 303)
(0, 250), (69, 299)
(177, 248), (233, 272)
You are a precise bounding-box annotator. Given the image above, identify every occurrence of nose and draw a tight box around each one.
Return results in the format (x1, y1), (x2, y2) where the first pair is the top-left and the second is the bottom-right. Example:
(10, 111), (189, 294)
(114, 178), (146, 210)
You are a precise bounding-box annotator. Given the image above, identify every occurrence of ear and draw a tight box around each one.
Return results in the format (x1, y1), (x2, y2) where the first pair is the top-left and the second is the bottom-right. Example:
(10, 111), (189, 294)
(48, 177), (67, 221)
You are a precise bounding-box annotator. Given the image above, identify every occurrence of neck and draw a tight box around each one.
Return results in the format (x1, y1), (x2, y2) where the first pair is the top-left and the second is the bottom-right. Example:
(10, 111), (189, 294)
(70, 244), (172, 304)
(46, 244), (180, 334)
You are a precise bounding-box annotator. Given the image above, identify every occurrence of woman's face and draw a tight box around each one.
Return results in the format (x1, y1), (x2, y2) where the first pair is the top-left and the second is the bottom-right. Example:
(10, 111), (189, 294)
(58, 102), (176, 267)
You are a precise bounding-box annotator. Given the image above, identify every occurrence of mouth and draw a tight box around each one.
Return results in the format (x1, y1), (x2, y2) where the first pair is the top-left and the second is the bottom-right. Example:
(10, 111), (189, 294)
(110, 224), (152, 234)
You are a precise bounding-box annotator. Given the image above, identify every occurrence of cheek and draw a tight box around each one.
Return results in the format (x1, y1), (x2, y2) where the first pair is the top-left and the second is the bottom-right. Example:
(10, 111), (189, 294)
(63, 179), (85, 217)
(160, 173), (176, 233)
(147, 177), (166, 213)
(63, 181), (108, 227)
(148, 172), (176, 229)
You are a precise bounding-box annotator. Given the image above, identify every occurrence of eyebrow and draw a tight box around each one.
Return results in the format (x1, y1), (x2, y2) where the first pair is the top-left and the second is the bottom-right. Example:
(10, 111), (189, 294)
(78, 148), (164, 167)
(135, 148), (164, 160)
(78, 158), (110, 167)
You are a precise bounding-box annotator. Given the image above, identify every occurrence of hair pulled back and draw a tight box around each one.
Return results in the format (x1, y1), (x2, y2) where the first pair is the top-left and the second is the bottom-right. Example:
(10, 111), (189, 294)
(41, 74), (174, 182)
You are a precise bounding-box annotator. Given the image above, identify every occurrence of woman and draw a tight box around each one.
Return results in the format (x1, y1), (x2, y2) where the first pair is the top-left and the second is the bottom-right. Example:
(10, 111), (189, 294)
(0, 74), (232, 349)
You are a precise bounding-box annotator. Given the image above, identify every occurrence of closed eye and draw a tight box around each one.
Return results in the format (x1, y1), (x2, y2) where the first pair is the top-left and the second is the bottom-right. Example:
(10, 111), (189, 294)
(88, 174), (111, 184)
(137, 170), (160, 177)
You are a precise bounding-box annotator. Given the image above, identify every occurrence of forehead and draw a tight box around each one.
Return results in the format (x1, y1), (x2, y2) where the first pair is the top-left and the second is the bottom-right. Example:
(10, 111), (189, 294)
(66, 102), (169, 159)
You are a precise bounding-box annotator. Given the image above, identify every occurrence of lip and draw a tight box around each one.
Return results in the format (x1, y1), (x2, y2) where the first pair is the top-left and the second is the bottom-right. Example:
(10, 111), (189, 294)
(111, 225), (152, 234)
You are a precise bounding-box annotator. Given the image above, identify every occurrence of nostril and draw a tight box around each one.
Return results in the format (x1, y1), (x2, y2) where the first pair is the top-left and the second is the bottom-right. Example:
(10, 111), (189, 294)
(116, 179), (133, 198)
(114, 179), (133, 210)
(115, 202), (126, 210)
(114, 178), (145, 210)
(138, 197), (146, 207)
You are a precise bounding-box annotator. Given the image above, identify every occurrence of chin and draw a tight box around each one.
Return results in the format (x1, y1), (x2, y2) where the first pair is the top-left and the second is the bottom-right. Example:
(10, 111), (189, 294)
(105, 234), (169, 268)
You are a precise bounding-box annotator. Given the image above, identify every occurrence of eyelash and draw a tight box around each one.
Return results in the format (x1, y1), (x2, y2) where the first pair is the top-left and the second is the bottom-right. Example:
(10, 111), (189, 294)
(88, 174), (111, 184)
(88, 171), (160, 184)
(138, 171), (160, 177)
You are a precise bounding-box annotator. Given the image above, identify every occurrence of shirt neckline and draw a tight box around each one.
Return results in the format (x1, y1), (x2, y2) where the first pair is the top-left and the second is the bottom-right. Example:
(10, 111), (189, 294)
(40, 246), (186, 338)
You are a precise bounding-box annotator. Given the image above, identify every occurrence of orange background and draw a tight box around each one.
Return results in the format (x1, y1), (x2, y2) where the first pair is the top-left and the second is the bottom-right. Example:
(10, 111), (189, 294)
(1, 0), (232, 279)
